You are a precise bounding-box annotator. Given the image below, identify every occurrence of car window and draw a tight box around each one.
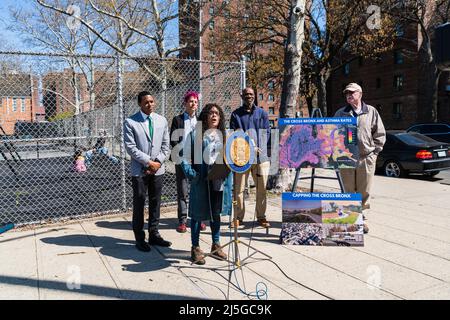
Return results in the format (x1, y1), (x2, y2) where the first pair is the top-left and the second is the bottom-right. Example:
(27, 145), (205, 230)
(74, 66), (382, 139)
(408, 126), (421, 133)
(419, 125), (435, 134)
(395, 132), (438, 146)
(428, 125), (449, 133)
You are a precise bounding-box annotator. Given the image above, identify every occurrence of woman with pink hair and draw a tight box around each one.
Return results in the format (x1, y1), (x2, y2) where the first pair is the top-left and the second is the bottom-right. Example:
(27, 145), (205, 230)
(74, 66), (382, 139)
(169, 91), (206, 233)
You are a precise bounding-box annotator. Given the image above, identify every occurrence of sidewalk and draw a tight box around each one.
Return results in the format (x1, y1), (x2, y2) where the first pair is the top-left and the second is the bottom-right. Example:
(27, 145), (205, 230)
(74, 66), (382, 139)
(1, 169), (449, 300)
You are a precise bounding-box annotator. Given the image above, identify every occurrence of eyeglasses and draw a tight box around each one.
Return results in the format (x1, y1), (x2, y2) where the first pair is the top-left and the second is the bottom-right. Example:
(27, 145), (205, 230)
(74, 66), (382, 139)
(208, 111), (220, 116)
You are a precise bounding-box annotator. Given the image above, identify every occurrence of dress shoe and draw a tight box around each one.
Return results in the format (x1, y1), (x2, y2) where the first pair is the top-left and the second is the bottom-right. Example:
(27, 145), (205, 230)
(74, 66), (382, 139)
(135, 241), (151, 252)
(257, 218), (271, 228)
(149, 235), (172, 247)
(230, 219), (242, 228)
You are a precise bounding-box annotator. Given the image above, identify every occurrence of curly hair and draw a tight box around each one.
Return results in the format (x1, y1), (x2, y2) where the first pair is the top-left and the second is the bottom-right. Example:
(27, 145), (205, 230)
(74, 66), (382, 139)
(199, 103), (226, 143)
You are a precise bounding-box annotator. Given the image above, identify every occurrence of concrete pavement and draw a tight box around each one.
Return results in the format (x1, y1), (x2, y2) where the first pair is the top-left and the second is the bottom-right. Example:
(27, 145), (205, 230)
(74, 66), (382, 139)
(1, 169), (449, 300)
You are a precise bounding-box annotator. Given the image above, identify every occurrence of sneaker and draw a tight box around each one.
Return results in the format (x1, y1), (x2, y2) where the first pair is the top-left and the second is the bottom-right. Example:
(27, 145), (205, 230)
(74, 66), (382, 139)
(210, 243), (227, 260)
(363, 224), (369, 234)
(200, 222), (207, 231)
(176, 223), (187, 233)
(257, 218), (271, 228)
(191, 246), (206, 265)
(230, 219), (242, 228)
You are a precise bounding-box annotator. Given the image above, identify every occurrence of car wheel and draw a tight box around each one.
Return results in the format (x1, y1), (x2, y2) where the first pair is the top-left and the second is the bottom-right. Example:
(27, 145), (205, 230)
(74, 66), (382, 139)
(425, 171), (440, 177)
(383, 160), (406, 178)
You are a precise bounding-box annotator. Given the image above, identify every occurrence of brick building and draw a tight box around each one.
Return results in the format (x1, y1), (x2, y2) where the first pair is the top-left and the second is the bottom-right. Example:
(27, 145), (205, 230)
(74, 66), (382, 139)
(327, 21), (450, 130)
(42, 69), (91, 120)
(0, 74), (43, 135)
(179, 0), (308, 127)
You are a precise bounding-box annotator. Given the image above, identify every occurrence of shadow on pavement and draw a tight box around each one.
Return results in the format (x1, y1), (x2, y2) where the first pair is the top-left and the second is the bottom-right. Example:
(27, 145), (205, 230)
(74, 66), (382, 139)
(0, 275), (200, 300)
(40, 234), (186, 273)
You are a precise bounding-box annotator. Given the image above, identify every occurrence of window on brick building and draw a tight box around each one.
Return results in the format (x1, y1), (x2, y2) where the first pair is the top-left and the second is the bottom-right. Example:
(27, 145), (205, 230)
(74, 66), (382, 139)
(209, 7), (214, 15)
(343, 63), (350, 75)
(209, 21), (215, 30)
(268, 94), (274, 102)
(268, 80), (274, 90)
(269, 107), (275, 115)
(394, 50), (404, 64)
(393, 103), (402, 120)
(394, 75), (404, 91)
(21, 98), (26, 112)
(258, 93), (264, 101)
(12, 98), (17, 112)
(395, 24), (405, 37)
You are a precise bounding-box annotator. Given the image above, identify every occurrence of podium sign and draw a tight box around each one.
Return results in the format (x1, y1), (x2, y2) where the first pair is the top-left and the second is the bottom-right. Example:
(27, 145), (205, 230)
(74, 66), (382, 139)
(225, 131), (256, 173)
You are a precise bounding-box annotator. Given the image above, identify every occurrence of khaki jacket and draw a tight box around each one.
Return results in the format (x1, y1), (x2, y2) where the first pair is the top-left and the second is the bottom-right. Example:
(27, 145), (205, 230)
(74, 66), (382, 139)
(334, 103), (386, 157)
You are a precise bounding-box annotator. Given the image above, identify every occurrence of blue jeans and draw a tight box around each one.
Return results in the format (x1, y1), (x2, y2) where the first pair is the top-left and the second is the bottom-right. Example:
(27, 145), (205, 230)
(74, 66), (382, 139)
(191, 217), (221, 247)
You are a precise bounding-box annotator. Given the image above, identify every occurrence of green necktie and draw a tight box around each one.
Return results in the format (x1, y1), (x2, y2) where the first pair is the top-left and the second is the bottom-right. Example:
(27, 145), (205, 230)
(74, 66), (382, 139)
(148, 115), (153, 141)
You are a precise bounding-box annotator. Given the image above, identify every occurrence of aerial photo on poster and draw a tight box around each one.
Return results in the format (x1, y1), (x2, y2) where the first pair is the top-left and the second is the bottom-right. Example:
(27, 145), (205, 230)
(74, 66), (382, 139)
(281, 193), (364, 246)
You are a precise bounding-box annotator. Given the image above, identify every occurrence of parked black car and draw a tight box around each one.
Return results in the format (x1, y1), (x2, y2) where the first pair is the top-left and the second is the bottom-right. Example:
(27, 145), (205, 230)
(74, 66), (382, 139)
(376, 131), (450, 178)
(406, 123), (450, 143)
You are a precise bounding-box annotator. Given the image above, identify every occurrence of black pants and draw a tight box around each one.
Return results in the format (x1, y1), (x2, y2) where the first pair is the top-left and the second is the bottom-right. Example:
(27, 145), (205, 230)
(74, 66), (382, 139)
(175, 165), (188, 224)
(132, 174), (163, 242)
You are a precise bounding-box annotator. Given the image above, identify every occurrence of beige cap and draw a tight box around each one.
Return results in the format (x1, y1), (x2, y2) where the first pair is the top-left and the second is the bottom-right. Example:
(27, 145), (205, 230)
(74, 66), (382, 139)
(343, 82), (362, 93)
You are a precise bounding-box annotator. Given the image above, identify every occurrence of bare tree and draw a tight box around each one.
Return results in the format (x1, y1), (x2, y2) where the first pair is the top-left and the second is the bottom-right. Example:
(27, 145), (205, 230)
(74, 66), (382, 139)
(35, 0), (227, 58)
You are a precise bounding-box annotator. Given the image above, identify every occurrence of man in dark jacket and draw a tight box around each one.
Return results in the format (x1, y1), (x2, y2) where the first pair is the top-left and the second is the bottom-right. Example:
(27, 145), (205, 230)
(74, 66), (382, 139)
(230, 87), (271, 228)
(170, 91), (206, 233)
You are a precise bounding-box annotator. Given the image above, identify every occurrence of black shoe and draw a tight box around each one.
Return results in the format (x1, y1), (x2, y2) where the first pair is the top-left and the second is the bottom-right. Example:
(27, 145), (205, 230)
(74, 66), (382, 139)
(136, 241), (151, 252)
(149, 235), (172, 247)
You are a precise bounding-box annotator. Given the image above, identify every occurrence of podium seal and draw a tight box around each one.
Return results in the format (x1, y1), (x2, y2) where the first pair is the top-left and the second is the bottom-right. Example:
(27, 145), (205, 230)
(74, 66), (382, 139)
(225, 130), (256, 173)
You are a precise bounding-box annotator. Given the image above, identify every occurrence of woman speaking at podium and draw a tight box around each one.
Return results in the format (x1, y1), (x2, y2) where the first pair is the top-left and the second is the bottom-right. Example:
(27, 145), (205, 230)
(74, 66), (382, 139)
(181, 103), (233, 265)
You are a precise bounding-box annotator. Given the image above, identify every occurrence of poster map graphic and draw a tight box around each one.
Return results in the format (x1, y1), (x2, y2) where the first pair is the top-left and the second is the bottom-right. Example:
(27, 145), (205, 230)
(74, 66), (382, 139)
(279, 118), (358, 169)
(281, 193), (364, 247)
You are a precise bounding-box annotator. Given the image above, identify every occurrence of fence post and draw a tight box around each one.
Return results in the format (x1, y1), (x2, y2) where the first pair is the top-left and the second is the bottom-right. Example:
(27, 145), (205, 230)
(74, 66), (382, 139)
(116, 53), (127, 212)
(240, 55), (247, 92)
(161, 62), (167, 117)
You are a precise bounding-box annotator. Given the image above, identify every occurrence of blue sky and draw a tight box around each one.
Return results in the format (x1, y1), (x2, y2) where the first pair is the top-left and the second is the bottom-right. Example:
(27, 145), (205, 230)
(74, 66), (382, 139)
(0, 0), (179, 54)
(0, 0), (30, 50)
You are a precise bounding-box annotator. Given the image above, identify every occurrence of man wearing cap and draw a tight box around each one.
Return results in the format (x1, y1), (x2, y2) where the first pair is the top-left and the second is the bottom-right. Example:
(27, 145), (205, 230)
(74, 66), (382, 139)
(334, 83), (386, 233)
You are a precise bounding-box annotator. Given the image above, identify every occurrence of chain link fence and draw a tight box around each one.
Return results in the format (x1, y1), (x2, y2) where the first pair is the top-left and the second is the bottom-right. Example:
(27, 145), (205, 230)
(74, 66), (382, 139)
(0, 52), (243, 226)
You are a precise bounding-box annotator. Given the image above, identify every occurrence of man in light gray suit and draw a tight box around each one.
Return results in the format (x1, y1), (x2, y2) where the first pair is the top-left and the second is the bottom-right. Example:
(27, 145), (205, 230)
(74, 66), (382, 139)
(124, 91), (171, 252)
